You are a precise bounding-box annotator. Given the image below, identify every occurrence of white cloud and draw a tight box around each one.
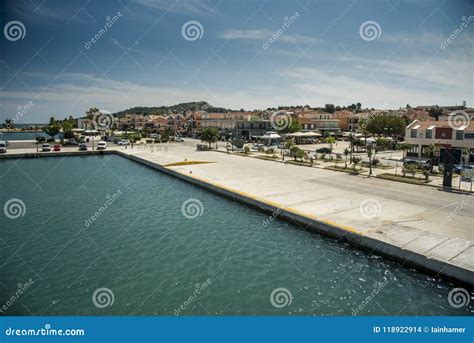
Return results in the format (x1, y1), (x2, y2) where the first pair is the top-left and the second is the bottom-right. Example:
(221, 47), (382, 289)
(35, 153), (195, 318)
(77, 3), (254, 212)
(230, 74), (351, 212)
(280, 59), (472, 109)
(221, 29), (320, 45)
(135, 0), (218, 15)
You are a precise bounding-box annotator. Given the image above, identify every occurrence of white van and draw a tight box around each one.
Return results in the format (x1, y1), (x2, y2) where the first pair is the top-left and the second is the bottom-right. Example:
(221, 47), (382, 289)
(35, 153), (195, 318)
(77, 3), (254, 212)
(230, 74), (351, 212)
(97, 141), (107, 150)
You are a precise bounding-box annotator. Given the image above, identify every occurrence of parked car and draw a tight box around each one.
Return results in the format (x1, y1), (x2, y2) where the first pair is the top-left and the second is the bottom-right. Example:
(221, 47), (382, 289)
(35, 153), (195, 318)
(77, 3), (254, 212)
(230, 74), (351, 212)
(250, 143), (264, 151)
(149, 133), (160, 139)
(97, 141), (107, 150)
(53, 144), (61, 151)
(63, 138), (78, 146)
(419, 160), (432, 170)
(174, 137), (184, 142)
(42, 143), (51, 152)
(0, 141), (7, 153)
(78, 143), (88, 151)
(316, 147), (332, 154)
(117, 139), (130, 146)
(454, 164), (473, 174)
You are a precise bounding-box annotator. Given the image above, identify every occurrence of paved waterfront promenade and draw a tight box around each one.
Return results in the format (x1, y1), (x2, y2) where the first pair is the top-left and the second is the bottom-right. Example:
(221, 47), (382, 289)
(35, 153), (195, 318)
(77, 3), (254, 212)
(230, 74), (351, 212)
(115, 142), (473, 285)
(2, 142), (473, 285)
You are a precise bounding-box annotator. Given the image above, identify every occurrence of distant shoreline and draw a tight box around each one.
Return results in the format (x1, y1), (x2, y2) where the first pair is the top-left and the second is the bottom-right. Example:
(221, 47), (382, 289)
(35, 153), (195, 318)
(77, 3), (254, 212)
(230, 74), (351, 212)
(1, 128), (44, 132)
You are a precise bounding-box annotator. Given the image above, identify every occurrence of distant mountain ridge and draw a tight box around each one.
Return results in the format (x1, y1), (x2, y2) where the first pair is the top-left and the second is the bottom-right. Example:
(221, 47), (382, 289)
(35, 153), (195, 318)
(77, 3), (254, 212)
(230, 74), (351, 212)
(113, 101), (231, 117)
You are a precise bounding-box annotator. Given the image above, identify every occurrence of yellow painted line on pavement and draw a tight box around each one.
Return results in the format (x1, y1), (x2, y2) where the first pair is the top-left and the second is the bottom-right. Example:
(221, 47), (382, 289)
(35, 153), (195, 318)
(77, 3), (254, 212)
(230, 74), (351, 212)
(164, 161), (214, 167)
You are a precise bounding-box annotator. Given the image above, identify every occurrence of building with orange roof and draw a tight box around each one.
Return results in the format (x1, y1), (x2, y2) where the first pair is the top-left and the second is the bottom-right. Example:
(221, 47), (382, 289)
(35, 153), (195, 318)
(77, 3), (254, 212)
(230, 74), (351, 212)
(333, 110), (370, 131)
(201, 112), (251, 132)
(297, 110), (340, 134)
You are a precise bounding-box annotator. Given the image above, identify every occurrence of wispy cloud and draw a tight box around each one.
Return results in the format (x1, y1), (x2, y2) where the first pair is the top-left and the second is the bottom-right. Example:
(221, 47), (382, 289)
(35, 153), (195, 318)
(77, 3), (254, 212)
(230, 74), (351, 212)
(381, 31), (445, 46)
(221, 29), (320, 45)
(135, 0), (219, 15)
(281, 55), (472, 109)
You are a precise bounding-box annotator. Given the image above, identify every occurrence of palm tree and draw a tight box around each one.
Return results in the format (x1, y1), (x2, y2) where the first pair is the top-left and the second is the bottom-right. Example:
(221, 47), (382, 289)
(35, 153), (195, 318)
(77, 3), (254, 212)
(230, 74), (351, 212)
(367, 146), (373, 175)
(352, 157), (361, 171)
(426, 144), (438, 173)
(3, 118), (14, 130)
(343, 148), (350, 169)
(325, 136), (336, 152)
(398, 143), (411, 160)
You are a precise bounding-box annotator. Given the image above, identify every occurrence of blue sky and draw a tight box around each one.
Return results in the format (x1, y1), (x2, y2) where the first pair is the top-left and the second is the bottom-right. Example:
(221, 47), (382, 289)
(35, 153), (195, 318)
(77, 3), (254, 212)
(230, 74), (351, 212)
(0, 0), (473, 123)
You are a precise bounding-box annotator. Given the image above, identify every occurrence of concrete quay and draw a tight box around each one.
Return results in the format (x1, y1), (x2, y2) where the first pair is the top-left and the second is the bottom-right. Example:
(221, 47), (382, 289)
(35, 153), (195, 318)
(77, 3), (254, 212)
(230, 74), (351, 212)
(2, 142), (473, 286)
(114, 143), (473, 287)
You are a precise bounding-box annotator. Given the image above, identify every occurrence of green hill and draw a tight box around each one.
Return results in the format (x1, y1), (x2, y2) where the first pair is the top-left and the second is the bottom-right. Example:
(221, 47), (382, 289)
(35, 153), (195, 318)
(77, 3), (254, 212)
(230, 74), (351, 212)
(113, 101), (230, 117)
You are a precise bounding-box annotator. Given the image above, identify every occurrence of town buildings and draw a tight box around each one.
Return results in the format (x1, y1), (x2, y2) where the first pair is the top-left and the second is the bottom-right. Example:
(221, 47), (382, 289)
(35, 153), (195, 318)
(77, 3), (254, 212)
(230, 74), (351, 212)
(201, 112), (251, 133)
(297, 110), (340, 135)
(405, 120), (474, 163)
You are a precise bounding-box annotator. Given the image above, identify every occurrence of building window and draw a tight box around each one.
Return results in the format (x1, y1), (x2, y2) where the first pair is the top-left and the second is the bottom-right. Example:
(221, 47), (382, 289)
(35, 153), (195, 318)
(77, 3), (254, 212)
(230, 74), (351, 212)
(464, 132), (474, 139)
(456, 130), (464, 140)
(426, 130), (432, 139)
(410, 129), (417, 138)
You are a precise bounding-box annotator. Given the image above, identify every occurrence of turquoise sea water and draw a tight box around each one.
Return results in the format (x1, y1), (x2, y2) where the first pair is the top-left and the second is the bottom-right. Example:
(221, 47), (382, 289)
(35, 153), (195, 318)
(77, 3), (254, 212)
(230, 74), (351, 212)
(0, 131), (54, 141)
(0, 155), (471, 316)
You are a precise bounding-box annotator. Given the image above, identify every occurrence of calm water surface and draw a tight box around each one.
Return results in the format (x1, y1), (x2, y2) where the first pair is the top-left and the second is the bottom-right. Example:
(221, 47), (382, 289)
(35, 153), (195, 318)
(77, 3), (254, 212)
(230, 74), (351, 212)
(1, 131), (54, 141)
(0, 155), (471, 316)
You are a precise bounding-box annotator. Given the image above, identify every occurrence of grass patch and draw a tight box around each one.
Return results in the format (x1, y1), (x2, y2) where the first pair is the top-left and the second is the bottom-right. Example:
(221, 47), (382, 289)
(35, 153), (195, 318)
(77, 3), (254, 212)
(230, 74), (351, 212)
(285, 160), (314, 167)
(325, 166), (365, 174)
(164, 161), (214, 167)
(377, 173), (428, 185)
(256, 155), (280, 161)
(361, 162), (392, 169)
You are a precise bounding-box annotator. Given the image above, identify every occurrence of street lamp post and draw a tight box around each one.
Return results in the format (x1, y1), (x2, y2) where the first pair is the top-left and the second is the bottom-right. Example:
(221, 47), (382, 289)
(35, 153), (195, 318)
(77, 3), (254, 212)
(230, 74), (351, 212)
(368, 146), (373, 176)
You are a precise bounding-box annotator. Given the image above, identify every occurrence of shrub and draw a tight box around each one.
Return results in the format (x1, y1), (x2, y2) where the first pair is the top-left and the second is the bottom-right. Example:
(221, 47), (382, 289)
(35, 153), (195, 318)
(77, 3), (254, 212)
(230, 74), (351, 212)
(146, 139), (153, 143)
